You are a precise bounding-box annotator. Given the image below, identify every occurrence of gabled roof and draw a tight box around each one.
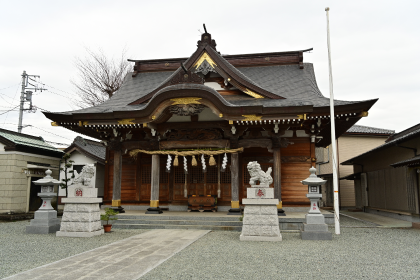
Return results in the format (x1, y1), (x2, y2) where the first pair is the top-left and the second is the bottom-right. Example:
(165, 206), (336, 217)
(0, 128), (63, 158)
(345, 125), (395, 135)
(44, 31), (376, 117)
(342, 123), (420, 165)
(65, 136), (105, 164)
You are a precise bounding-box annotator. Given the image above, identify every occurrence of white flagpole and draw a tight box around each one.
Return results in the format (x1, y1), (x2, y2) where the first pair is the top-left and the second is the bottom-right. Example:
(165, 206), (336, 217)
(325, 7), (340, 234)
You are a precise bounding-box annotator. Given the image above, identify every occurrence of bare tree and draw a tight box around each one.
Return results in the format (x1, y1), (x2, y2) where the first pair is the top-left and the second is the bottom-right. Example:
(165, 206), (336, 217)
(71, 49), (131, 108)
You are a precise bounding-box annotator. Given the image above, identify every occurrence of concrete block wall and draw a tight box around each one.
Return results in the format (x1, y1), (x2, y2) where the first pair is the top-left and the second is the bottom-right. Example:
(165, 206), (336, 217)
(0, 153), (60, 214)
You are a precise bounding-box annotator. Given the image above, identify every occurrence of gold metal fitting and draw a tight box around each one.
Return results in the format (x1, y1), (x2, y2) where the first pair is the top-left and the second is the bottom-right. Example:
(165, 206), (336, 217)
(150, 200), (159, 208)
(231, 201), (240, 209)
(112, 200), (121, 207)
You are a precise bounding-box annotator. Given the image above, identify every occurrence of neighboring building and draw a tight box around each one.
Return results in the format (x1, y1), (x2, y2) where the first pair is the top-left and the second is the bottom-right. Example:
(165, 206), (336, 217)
(0, 128), (63, 213)
(43, 30), (377, 213)
(58, 136), (105, 202)
(316, 125), (394, 208)
(342, 123), (420, 223)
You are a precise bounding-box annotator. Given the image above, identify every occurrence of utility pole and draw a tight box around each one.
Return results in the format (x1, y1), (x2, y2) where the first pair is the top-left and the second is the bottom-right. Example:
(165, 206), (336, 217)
(18, 70), (47, 133)
(325, 7), (340, 234)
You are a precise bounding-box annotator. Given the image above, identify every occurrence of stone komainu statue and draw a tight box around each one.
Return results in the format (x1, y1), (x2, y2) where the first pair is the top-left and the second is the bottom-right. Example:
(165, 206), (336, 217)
(72, 164), (95, 188)
(247, 161), (273, 186)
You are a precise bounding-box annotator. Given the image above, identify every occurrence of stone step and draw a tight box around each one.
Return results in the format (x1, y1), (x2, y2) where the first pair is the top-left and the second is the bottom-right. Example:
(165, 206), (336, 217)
(115, 214), (242, 221)
(112, 223), (243, 231)
(115, 219), (242, 227)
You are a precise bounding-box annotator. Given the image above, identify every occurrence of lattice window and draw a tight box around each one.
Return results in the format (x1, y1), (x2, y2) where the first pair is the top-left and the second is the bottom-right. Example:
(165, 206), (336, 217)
(174, 166), (185, 183)
(221, 165), (231, 184)
(160, 165), (168, 183)
(207, 166), (218, 184)
(141, 165), (151, 184)
(190, 166), (204, 184)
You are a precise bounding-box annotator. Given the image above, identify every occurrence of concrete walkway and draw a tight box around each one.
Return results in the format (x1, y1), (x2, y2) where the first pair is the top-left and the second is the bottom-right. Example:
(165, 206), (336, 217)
(5, 229), (210, 280)
(339, 210), (412, 227)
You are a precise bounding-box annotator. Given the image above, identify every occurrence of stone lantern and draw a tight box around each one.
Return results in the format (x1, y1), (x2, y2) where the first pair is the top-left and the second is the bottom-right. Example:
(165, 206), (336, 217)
(26, 169), (61, 234)
(300, 167), (332, 240)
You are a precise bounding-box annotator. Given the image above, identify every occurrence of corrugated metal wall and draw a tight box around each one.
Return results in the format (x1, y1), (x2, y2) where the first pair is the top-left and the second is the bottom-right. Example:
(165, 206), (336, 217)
(367, 167), (409, 212)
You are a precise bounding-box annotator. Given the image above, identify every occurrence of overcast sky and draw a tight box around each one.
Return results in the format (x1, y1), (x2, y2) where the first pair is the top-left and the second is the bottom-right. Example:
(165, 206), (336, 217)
(0, 0), (419, 147)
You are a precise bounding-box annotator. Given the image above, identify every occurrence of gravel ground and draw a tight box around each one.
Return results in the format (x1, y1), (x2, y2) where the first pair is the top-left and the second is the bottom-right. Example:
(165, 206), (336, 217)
(1, 216), (419, 280)
(0, 220), (147, 279)
(142, 216), (420, 280)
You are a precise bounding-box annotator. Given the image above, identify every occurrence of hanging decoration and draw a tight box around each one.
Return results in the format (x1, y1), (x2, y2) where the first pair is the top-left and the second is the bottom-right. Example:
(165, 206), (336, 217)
(221, 153), (228, 172)
(183, 156), (188, 174)
(209, 155), (216, 166)
(191, 155), (197, 166)
(201, 154), (207, 173)
(184, 174), (188, 198)
(173, 155), (179, 166)
(129, 147), (244, 158)
(166, 154), (172, 173)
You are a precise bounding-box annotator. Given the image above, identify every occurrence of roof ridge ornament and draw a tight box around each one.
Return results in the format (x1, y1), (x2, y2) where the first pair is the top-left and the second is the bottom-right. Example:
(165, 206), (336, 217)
(197, 24), (217, 50)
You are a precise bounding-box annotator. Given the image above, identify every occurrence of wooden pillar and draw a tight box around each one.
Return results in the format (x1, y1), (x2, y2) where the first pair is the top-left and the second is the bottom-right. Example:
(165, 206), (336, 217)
(273, 148), (285, 215)
(228, 152), (241, 215)
(146, 154), (162, 214)
(111, 149), (125, 213)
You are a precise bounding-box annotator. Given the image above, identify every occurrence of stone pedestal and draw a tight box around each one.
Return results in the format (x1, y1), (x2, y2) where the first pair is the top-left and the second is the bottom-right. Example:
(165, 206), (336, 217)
(26, 192), (60, 234)
(56, 185), (104, 237)
(240, 185), (282, 241)
(300, 194), (332, 240)
(26, 170), (61, 234)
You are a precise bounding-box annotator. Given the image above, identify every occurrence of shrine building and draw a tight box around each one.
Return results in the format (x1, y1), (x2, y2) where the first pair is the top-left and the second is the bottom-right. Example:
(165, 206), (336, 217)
(44, 29), (377, 214)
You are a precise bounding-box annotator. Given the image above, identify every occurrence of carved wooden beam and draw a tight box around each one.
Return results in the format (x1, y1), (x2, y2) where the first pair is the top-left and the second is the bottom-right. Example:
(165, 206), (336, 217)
(159, 140), (230, 150)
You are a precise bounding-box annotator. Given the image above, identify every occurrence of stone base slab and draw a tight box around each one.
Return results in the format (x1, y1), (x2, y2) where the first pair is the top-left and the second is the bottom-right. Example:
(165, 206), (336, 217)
(60, 221), (102, 232)
(146, 207), (163, 214)
(242, 198), (279, 205)
(62, 198), (102, 203)
(303, 223), (328, 231)
(56, 229), (104, 238)
(240, 234), (282, 242)
(68, 186), (98, 198)
(306, 213), (326, 224)
(246, 187), (274, 199)
(26, 223), (60, 234)
(301, 230), (332, 240)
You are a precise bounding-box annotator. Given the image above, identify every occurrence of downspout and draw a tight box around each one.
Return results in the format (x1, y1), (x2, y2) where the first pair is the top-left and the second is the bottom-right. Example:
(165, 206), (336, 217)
(395, 144), (417, 156)
(317, 145), (330, 174)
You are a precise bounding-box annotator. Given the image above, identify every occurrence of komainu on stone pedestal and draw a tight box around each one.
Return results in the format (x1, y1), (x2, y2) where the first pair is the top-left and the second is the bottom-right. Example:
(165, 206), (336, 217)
(56, 166), (104, 238)
(240, 162), (281, 242)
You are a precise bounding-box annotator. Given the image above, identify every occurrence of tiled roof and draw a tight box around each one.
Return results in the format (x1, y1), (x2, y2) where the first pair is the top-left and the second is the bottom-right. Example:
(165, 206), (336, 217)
(54, 63), (372, 115)
(66, 136), (105, 163)
(345, 125), (395, 135)
(391, 155), (420, 168)
(0, 128), (63, 153)
(342, 123), (420, 165)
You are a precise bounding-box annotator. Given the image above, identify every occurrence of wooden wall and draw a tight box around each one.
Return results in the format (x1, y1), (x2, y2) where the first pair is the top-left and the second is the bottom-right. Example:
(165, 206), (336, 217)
(105, 138), (311, 206)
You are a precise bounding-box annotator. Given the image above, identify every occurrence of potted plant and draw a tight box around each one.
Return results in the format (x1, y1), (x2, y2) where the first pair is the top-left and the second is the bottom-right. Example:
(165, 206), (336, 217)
(101, 208), (118, 232)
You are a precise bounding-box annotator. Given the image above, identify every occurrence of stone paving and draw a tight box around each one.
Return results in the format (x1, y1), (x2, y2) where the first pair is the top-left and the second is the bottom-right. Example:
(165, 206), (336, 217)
(4, 229), (209, 280)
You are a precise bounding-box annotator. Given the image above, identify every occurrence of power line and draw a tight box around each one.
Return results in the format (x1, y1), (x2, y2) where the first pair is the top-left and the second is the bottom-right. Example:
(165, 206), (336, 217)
(0, 83), (20, 91)
(0, 105), (19, 115)
(28, 125), (72, 141)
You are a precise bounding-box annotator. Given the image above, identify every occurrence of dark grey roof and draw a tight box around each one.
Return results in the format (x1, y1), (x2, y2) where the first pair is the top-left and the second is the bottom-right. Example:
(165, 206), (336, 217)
(342, 123), (420, 165)
(0, 128), (63, 154)
(391, 155), (420, 168)
(345, 125), (395, 135)
(55, 62), (372, 115)
(67, 136), (105, 163)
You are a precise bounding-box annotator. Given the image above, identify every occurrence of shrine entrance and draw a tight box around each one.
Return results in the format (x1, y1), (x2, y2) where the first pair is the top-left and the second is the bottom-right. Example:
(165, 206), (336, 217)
(173, 155), (231, 203)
